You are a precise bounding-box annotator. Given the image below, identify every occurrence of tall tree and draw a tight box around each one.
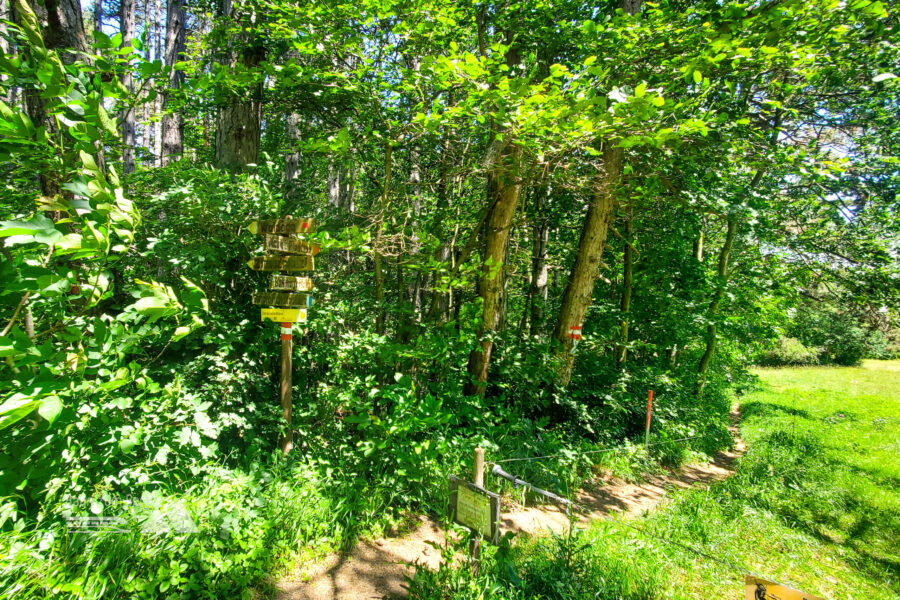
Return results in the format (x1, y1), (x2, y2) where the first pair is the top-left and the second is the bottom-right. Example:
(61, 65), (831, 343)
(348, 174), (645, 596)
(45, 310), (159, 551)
(120, 0), (136, 173)
(464, 144), (524, 396)
(213, 0), (263, 169)
(552, 145), (622, 386)
(160, 0), (185, 165)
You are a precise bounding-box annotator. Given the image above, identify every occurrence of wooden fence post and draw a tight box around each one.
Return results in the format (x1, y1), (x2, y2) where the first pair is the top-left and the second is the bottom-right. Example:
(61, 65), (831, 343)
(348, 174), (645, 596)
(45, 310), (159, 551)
(470, 447), (485, 575)
(280, 322), (293, 454)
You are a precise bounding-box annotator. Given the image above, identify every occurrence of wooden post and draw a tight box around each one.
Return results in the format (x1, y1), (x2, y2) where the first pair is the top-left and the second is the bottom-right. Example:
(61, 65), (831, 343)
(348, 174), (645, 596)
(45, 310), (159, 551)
(470, 447), (485, 575)
(645, 390), (654, 447)
(280, 322), (293, 454)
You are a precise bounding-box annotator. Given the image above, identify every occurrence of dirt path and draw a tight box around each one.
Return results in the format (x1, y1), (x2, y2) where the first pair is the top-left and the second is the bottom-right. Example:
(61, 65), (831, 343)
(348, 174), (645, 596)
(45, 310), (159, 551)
(276, 415), (745, 600)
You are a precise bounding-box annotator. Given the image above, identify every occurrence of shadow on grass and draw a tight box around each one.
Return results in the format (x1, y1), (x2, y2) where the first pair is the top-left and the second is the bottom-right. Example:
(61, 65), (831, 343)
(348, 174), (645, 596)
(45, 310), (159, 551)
(740, 401), (813, 422)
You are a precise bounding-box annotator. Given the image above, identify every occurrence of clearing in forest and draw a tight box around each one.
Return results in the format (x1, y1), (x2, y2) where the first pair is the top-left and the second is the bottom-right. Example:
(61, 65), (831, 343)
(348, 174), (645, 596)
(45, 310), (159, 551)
(276, 361), (900, 600)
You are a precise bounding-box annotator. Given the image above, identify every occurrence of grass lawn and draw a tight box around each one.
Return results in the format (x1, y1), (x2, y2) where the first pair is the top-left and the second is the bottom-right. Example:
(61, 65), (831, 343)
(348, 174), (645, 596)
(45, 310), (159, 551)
(411, 360), (900, 599)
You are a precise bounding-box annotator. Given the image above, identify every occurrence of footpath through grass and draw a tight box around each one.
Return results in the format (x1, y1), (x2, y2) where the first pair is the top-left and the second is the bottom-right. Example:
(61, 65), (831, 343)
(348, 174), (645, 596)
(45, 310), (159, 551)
(410, 360), (900, 599)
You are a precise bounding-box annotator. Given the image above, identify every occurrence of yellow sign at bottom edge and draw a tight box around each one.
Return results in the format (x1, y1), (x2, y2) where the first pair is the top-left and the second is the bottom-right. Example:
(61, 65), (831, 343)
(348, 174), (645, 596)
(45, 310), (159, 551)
(745, 575), (823, 600)
(261, 308), (308, 323)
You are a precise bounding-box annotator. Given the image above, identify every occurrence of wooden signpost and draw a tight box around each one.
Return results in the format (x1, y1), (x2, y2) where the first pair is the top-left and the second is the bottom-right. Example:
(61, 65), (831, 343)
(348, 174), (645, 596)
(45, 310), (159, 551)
(247, 215), (318, 455)
(448, 448), (500, 576)
(270, 275), (314, 292)
(248, 255), (315, 272)
(248, 217), (316, 235)
(252, 292), (313, 308)
(263, 234), (320, 256)
(260, 308), (307, 323)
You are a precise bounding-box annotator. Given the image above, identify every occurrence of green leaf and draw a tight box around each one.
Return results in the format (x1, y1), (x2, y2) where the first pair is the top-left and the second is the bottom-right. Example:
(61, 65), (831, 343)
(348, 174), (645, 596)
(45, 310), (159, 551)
(0, 394), (41, 430)
(692, 70), (703, 84)
(37, 396), (62, 424)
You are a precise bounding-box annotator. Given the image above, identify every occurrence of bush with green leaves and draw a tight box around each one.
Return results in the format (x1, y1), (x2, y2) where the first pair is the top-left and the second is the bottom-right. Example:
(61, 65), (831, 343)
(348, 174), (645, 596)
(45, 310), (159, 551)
(756, 337), (821, 366)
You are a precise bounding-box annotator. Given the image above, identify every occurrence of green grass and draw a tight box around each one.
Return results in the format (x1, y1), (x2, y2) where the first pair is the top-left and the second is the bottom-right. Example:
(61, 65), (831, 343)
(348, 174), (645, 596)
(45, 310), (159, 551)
(410, 361), (900, 600)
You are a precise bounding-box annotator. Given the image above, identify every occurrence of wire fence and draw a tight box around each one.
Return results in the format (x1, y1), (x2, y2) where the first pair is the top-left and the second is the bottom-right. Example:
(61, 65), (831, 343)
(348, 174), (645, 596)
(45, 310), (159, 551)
(475, 432), (804, 593)
(492, 433), (718, 464)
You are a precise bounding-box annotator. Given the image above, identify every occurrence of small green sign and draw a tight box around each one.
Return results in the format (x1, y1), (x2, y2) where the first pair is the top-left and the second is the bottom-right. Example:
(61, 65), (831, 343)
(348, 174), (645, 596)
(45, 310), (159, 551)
(448, 475), (500, 543)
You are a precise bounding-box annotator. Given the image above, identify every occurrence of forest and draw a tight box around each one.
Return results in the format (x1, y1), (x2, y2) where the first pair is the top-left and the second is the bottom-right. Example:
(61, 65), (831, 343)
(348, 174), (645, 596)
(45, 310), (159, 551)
(0, 0), (898, 597)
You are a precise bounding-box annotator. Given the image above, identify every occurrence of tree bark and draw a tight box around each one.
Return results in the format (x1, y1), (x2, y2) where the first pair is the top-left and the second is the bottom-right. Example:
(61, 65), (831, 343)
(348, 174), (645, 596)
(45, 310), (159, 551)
(284, 112), (301, 183)
(373, 141), (392, 336)
(16, 0), (87, 196)
(426, 129), (453, 322)
(529, 184), (550, 336)
(615, 206), (634, 369)
(464, 144), (524, 397)
(214, 0), (263, 170)
(120, 0), (136, 173)
(160, 0), (185, 165)
(696, 218), (737, 377)
(39, 0), (88, 57)
(551, 145), (622, 386)
(152, 0), (161, 166)
(92, 0), (100, 33)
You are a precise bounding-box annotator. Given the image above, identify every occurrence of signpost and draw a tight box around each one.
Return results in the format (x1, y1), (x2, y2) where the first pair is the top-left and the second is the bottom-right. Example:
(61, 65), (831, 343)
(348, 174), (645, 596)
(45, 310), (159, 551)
(247, 215), (317, 455)
(248, 217), (316, 235)
(261, 308), (307, 323)
(269, 275), (315, 292)
(248, 255), (315, 272)
(252, 292), (313, 308)
(263, 234), (320, 256)
(448, 475), (500, 543)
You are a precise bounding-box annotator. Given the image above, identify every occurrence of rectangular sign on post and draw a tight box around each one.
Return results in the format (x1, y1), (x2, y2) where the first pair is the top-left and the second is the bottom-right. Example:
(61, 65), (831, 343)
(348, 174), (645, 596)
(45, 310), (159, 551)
(448, 475), (500, 544)
(263, 234), (320, 256)
(248, 255), (315, 272)
(261, 308), (308, 323)
(248, 218), (316, 235)
(270, 275), (315, 292)
(252, 292), (313, 307)
(745, 576), (823, 600)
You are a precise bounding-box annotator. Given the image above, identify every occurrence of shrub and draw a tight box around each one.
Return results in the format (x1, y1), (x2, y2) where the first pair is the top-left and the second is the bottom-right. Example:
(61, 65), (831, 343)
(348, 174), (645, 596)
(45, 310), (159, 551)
(757, 337), (820, 366)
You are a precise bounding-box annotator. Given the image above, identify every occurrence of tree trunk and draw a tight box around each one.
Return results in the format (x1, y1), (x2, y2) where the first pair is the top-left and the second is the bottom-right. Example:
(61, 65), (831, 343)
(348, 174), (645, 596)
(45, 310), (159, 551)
(696, 218), (738, 377)
(529, 185), (550, 336)
(120, 0), (135, 173)
(284, 112), (301, 183)
(214, 0), (263, 170)
(551, 145), (622, 386)
(373, 142), (392, 336)
(160, 0), (185, 165)
(92, 0), (100, 33)
(1, 0), (12, 102)
(38, 0), (88, 56)
(152, 0), (161, 166)
(615, 206), (634, 369)
(464, 144), (524, 397)
(17, 0), (87, 196)
(692, 218), (705, 262)
(427, 130), (453, 322)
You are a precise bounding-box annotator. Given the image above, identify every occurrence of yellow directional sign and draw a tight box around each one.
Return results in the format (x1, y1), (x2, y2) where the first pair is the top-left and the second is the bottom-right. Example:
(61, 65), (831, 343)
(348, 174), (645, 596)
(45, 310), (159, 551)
(270, 275), (314, 292)
(261, 308), (308, 323)
(745, 576), (823, 600)
(253, 292), (313, 307)
(264, 234), (320, 256)
(248, 218), (316, 235)
(248, 255), (315, 272)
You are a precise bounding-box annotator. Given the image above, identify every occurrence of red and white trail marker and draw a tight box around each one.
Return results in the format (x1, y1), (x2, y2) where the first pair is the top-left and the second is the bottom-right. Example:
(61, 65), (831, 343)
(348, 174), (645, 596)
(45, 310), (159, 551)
(568, 324), (583, 351)
(280, 322), (292, 341)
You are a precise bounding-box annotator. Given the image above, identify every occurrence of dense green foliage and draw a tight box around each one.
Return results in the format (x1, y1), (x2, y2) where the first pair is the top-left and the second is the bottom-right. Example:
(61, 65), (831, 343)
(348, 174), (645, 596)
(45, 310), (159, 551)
(409, 361), (900, 599)
(0, 0), (898, 597)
